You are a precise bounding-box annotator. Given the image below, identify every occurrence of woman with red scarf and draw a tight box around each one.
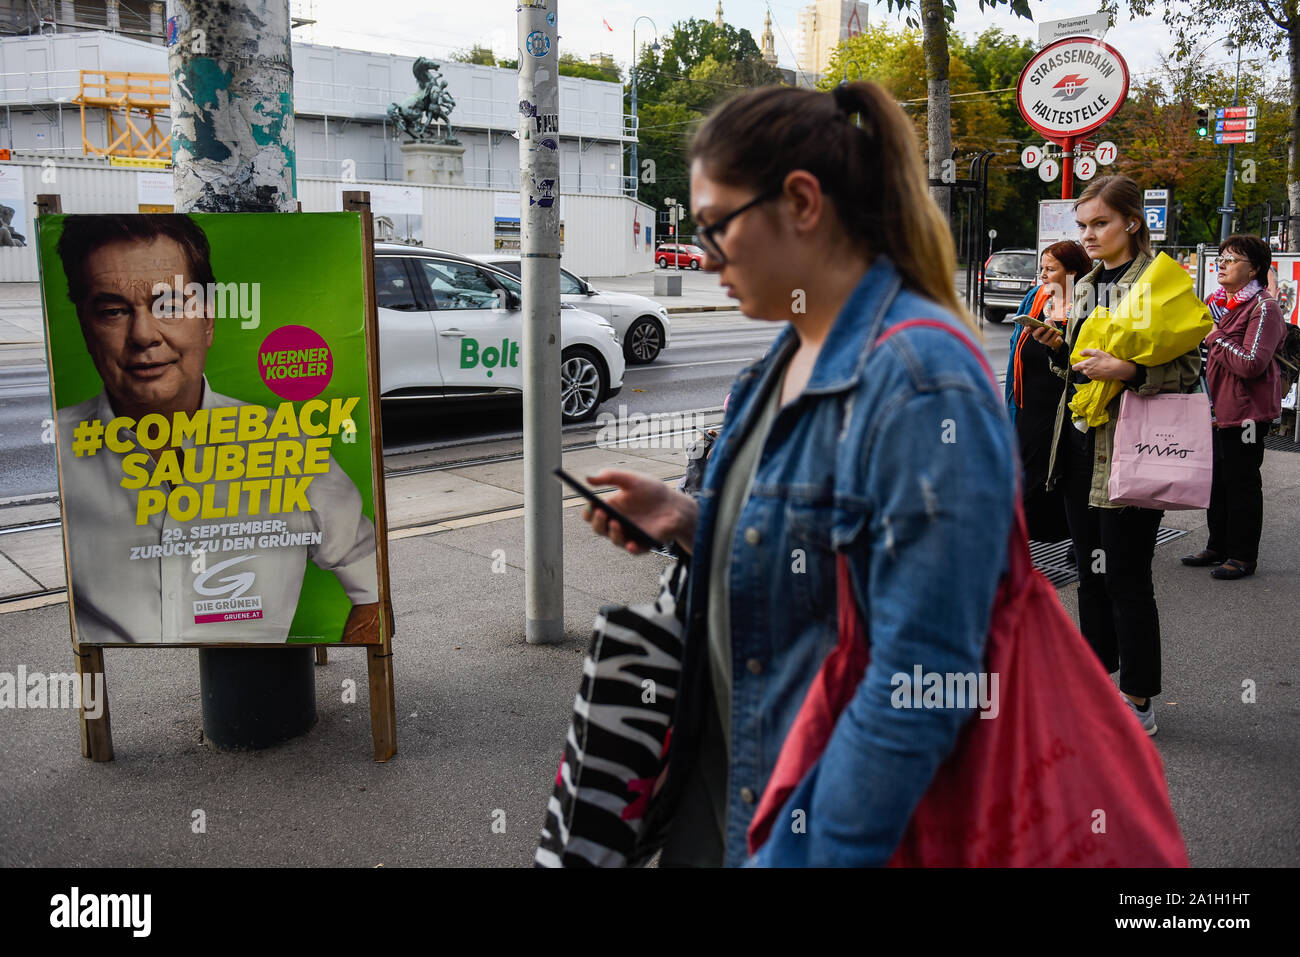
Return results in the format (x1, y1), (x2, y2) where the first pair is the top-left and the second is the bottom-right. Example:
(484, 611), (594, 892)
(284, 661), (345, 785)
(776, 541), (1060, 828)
(1182, 234), (1287, 579)
(1004, 240), (1091, 542)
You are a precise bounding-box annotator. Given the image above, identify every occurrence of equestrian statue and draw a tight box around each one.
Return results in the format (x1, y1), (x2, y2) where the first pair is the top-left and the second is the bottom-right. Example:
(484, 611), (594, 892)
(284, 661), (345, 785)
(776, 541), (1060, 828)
(387, 58), (460, 144)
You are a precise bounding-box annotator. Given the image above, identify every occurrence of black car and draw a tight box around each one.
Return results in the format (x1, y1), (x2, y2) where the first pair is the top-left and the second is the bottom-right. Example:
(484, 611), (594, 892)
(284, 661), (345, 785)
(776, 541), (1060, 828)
(981, 248), (1038, 323)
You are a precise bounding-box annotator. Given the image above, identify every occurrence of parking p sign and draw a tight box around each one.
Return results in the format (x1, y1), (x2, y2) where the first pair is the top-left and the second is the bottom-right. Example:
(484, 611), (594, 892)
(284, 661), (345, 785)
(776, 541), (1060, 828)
(1144, 188), (1169, 242)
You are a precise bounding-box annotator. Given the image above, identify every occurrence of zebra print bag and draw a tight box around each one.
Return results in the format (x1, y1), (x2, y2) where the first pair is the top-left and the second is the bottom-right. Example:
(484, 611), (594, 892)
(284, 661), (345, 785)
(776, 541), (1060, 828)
(534, 560), (688, 868)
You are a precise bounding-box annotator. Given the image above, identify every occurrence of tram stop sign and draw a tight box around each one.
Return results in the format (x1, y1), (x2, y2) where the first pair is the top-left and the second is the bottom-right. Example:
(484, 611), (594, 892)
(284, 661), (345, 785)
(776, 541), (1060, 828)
(1017, 37), (1129, 143)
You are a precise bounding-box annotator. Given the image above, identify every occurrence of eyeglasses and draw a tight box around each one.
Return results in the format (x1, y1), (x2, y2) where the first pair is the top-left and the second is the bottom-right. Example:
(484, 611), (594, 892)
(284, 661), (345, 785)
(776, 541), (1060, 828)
(696, 187), (783, 266)
(1215, 255), (1242, 267)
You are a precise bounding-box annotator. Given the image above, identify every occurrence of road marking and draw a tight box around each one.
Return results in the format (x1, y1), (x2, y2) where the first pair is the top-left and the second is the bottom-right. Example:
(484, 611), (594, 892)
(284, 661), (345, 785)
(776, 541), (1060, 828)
(627, 357), (756, 371)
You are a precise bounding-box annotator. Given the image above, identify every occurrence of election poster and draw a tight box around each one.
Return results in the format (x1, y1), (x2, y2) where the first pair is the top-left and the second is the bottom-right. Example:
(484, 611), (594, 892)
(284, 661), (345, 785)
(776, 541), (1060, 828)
(37, 212), (390, 648)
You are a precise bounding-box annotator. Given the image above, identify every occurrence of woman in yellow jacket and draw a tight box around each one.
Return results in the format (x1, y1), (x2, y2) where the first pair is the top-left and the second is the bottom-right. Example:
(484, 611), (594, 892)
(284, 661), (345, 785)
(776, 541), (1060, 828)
(1028, 175), (1201, 737)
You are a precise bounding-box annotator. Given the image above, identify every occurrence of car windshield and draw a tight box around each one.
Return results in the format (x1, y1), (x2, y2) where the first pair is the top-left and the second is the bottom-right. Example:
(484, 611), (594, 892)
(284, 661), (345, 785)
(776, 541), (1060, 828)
(482, 260), (581, 294)
(986, 253), (1037, 278)
(488, 269), (521, 294)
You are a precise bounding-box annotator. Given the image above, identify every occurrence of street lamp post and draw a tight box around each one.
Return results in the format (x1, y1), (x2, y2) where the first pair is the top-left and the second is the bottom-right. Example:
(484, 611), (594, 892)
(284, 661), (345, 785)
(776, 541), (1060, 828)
(1220, 37), (1244, 241)
(629, 16), (658, 199)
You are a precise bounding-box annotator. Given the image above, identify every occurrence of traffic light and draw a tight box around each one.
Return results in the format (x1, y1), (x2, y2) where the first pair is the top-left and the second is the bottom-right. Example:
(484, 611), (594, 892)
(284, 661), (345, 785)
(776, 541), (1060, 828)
(1196, 107), (1209, 138)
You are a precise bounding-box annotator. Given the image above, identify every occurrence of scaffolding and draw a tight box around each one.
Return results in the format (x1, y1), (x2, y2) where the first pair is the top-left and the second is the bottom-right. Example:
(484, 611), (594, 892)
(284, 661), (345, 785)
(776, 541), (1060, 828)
(74, 70), (170, 160)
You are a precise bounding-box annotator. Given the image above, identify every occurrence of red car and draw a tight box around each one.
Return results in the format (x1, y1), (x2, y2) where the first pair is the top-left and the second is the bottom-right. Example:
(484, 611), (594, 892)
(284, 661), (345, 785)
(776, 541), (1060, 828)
(655, 243), (704, 269)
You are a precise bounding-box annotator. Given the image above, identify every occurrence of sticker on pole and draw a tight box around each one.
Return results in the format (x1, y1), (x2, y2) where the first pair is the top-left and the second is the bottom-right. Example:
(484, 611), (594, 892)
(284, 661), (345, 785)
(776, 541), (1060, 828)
(1095, 140), (1118, 165)
(1039, 157), (1061, 183)
(1076, 155), (1098, 180)
(526, 31), (551, 57)
(1017, 37), (1129, 141)
(1020, 145), (1044, 169)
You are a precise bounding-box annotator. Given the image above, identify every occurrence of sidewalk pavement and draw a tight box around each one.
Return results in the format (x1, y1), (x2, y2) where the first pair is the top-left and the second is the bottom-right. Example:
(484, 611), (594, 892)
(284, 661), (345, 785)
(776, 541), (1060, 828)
(0, 284), (43, 347)
(1, 436), (1297, 866)
(589, 270), (739, 313)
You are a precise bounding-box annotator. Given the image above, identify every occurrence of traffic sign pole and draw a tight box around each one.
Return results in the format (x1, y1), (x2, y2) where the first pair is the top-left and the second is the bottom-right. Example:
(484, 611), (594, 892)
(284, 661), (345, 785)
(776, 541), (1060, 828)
(1221, 42), (1243, 242)
(1060, 135), (1075, 200)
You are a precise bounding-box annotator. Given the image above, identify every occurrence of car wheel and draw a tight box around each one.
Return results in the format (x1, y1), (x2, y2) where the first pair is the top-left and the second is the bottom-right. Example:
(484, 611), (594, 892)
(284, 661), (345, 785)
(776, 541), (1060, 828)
(624, 317), (663, 364)
(560, 347), (608, 424)
(657, 256), (667, 268)
(690, 259), (700, 270)
(983, 308), (1003, 323)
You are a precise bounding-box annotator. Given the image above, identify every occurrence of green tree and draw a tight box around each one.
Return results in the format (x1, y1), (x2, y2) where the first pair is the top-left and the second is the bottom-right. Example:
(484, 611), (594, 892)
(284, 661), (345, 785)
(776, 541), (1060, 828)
(558, 53), (622, 84)
(822, 27), (1027, 253)
(448, 44), (497, 66)
(1111, 0), (1300, 236)
(1101, 52), (1288, 246)
(626, 17), (784, 238)
(883, 0), (1039, 218)
(633, 18), (777, 102)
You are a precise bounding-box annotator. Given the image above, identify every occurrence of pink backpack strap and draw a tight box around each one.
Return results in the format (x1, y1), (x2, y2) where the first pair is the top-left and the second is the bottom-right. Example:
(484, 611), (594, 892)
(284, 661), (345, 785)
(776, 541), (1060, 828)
(875, 318), (998, 391)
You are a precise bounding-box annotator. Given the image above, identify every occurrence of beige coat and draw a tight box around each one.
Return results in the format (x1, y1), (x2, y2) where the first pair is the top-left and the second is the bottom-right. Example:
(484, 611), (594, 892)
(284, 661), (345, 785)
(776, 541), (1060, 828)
(1044, 252), (1202, 508)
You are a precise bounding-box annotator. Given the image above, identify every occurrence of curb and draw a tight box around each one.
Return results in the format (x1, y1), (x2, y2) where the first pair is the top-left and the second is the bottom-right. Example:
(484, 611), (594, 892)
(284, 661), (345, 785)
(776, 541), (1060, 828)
(664, 304), (736, 314)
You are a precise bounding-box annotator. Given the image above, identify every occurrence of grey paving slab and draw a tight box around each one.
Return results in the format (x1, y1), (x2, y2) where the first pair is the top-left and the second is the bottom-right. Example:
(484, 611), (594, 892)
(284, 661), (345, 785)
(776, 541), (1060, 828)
(0, 501), (61, 524)
(0, 551), (41, 596)
(0, 526), (65, 589)
(383, 470), (522, 529)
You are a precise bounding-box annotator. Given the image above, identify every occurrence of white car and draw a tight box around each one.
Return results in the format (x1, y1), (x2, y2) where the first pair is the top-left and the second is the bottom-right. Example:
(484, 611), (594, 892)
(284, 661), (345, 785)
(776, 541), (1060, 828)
(373, 244), (624, 423)
(466, 252), (671, 364)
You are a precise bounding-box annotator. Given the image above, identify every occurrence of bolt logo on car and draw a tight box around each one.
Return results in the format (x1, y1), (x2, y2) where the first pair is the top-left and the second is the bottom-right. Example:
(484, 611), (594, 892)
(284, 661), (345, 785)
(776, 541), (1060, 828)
(1053, 74), (1088, 102)
(461, 337), (521, 377)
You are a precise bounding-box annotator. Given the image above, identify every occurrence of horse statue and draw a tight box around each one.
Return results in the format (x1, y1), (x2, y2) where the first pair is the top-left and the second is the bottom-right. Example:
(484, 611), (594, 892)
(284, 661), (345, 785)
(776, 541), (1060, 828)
(387, 58), (459, 144)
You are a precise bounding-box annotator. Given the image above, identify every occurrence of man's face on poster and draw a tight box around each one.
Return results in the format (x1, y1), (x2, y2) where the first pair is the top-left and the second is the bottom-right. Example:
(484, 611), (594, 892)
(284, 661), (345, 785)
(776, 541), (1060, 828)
(75, 236), (213, 418)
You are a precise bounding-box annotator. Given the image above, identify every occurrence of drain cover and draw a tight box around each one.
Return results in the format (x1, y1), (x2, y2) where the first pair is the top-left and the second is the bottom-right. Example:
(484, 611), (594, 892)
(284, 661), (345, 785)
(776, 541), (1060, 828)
(1030, 527), (1190, 588)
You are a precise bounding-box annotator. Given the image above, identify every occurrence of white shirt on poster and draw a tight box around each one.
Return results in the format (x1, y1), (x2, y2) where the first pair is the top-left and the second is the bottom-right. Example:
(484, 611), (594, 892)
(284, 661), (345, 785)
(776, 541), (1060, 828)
(56, 379), (379, 645)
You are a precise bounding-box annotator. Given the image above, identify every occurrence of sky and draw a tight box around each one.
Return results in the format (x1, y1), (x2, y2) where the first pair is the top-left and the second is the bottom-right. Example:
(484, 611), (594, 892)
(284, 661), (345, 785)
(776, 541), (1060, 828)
(288, 0), (1265, 85)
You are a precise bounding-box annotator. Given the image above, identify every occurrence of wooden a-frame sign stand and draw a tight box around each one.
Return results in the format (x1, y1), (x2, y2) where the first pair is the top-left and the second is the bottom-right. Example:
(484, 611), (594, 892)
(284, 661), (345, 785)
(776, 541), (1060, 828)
(36, 192), (398, 763)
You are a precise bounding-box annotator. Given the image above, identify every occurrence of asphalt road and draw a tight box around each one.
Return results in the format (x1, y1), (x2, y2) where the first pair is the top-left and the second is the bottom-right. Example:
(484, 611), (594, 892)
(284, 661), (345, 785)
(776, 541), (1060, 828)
(0, 361), (57, 501)
(0, 310), (1016, 498)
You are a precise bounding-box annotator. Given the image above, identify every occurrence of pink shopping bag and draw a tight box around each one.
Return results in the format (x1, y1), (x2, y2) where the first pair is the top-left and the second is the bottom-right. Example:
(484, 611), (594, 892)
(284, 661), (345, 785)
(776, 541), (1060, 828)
(1107, 390), (1213, 510)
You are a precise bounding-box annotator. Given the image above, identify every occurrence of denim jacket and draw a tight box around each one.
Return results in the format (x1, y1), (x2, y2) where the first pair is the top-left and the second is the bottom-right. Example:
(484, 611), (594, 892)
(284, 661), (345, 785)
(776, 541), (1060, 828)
(642, 257), (1017, 867)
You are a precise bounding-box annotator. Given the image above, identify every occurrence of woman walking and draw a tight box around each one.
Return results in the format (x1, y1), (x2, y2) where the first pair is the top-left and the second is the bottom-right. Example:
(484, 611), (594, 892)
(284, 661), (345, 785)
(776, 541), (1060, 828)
(580, 81), (1017, 866)
(1030, 176), (1201, 737)
(1004, 240), (1091, 543)
(1182, 234), (1286, 579)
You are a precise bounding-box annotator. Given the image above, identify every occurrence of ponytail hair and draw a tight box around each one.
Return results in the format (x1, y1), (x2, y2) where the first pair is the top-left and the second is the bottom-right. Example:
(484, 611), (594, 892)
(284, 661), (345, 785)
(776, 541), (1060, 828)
(689, 81), (972, 330)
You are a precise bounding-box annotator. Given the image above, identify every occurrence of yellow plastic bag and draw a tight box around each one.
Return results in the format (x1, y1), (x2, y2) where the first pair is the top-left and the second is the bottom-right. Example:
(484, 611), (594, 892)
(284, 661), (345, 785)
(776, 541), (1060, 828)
(1069, 253), (1211, 427)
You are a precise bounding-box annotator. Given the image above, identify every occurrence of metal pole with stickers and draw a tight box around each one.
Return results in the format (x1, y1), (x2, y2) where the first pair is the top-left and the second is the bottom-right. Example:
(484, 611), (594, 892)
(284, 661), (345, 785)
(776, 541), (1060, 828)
(519, 0), (564, 644)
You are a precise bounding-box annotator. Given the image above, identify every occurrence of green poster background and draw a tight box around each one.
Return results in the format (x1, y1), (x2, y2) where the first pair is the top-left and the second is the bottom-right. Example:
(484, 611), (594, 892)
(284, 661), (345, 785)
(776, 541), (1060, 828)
(37, 212), (380, 644)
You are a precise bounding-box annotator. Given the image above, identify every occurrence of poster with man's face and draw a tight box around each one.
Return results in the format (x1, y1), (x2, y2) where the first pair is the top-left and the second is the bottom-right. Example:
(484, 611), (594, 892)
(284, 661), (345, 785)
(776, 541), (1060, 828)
(37, 212), (388, 647)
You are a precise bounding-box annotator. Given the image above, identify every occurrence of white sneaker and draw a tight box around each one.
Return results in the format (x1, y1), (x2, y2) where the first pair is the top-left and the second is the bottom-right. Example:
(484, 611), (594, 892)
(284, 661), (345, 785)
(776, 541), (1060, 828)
(1122, 692), (1157, 736)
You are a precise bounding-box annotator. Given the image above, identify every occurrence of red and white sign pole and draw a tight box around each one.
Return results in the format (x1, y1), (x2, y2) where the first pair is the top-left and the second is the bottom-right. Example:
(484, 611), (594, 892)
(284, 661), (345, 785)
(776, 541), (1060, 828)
(1016, 37), (1129, 200)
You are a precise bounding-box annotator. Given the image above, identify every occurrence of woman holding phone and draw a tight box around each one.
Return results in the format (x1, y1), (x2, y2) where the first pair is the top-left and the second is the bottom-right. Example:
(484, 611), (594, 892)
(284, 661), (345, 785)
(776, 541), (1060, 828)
(580, 82), (1017, 866)
(1005, 240), (1091, 543)
(1029, 175), (1201, 737)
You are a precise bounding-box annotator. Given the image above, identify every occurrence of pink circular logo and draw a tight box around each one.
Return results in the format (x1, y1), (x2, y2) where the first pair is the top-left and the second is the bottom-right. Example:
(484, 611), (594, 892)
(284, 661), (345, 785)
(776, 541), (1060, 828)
(258, 325), (333, 401)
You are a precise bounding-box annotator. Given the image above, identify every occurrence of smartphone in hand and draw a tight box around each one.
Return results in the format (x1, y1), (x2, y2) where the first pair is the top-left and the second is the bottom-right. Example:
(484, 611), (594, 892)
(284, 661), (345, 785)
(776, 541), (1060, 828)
(553, 468), (666, 550)
(1011, 313), (1060, 332)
